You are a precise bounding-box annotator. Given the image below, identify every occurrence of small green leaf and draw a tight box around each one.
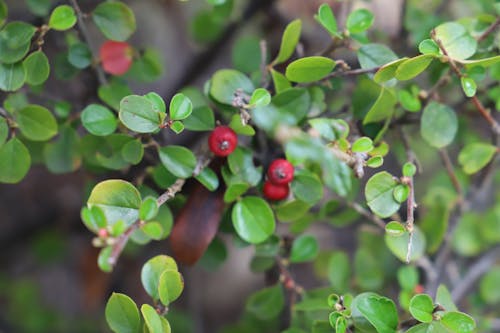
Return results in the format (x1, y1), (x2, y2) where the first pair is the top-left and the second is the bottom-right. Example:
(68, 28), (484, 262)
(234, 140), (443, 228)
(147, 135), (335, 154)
(87, 179), (141, 226)
(397, 265), (419, 291)
(270, 69), (291, 94)
(458, 142), (496, 174)
(224, 183), (249, 203)
(433, 22), (477, 60)
(158, 145), (196, 178)
(403, 162), (417, 177)
(144, 92), (166, 114)
(68, 42), (92, 69)
(385, 227), (426, 262)
(209, 69), (254, 105)
(365, 171), (400, 218)
(398, 89), (421, 112)
(0, 22), (36, 64)
(139, 196), (158, 221)
(141, 255), (178, 300)
(479, 268), (500, 305)
(409, 294), (434, 323)
(48, 5), (76, 31)
(460, 77), (476, 97)
(290, 169), (323, 205)
(81, 104), (118, 136)
(346, 9), (374, 34)
(141, 304), (162, 333)
(420, 101), (457, 148)
(0, 0), (7, 27)
(285, 56), (335, 83)
(352, 137), (373, 153)
(363, 87), (397, 124)
(353, 293), (398, 333)
(385, 221), (406, 236)
(119, 95), (163, 133)
(228, 113), (255, 136)
(98, 246), (113, 272)
(23, 51), (50, 85)
(290, 235), (319, 263)
(98, 79), (133, 111)
(366, 156), (383, 168)
(183, 106), (214, 131)
(0, 62), (26, 91)
(92, 1), (136, 41)
(0, 138), (31, 183)
(249, 88), (271, 107)
(169, 93), (192, 120)
(195, 167), (219, 191)
(441, 311), (476, 333)
(436, 284), (457, 311)
(327, 252), (351, 293)
(374, 58), (408, 83)
(418, 39), (440, 55)
(315, 4), (338, 37)
(121, 139), (143, 164)
(393, 184), (409, 203)
(273, 19), (302, 65)
(140, 222), (163, 240)
(158, 269), (184, 305)
(395, 55), (434, 81)
(0, 117), (8, 146)
(43, 125), (81, 173)
(232, 196), (275, 244)
(16, 104), (58, 141)
(276, 200), (310, 222)
(105, 293), (141, 333)
(246, 285), (285, 320)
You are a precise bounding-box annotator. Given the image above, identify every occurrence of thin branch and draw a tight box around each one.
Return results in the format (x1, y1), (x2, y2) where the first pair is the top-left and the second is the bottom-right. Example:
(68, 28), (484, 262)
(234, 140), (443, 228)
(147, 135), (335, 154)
(346, 201), (386, 230)
(451, 246), (500, 303)
(69, 0), (107, 85)
(477, 17), (500, 43)
(321, 65), (381, 82)
(405, 176), (415, 263)
(438, 148), (463, 198)
(260, 40), (270, 88)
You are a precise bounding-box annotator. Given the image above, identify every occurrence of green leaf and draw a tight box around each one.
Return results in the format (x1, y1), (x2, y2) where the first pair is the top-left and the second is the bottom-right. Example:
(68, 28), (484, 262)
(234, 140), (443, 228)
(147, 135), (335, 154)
(209, 69), (254, 105)
(92, 1), (136, 41)
(346, 8), (374, 34)
(81, 104), (118, 136)
(98, 79), (133, 111)
(144, 92), (166, 114)
(458, 142), (497, 175)
(409, 294), (434, 323)
(140, 222), (163, 240)
(195, 167), (219, 191)
(232, 196), (275, 244)
(48, 5), (76, 31)
(441, 311), (476, 333)
(141, 304), (162, 333)
(169, 93), (192, 120)
(105, 293), (141, 333)
(224, 183), (249, 203)
(0, 0), (7, 27)
(399, 89), (421, 112)
(229, 113), (255, 136)
(158, 269), (184, 305)
(395, 55), (434, 81)
(315, 4), (338, 37)
(479, 268), (500, 305)
(183, 106), (214, 131)
(393, 184), (409, 203)
(363, 87), (397, 124)
(420, 101), (457, 148)
(462, 55), (500, 69)
(0, 22), (36, 64)
(23, 51), (50, 85)
(249, 88), (271, 107)
(460, 77), (476, 97)
(402, 162), (416, 178)
(290, 235), (319, 263)
(43, 125), (81, 173)
(365, 171), (400, 218)
(436, 284), (457, 312)
(231, 36), (261, 74)
(327, 251), (350, 293)
(158, 145), (196, 178)
(16, 104), (58, 141)
(418, 39), (440, 55)
(352, 137), (373, 153)
(0, 116), (7, 146)
(433, 22), (477, 60)
(358, 44), (398, 70)
(119, 95), (163, 133)
(169, 120), (184, 134)
(0, 62), (26, 91)
(405, 323), (447, 333)
(273, 19), (302, 65)
(246, 285), (285, 320)
(139, 196), (158, 221)
(87, 179), (141, 226)
(68, 42), (92, 69)
(285, 56), (335, 83)
(276, 200), (310, 222)
(353, 293), (398, 333)
(385, 227), (426, 262)
(290, 169), (323, 205)
(141, 255), (178, 300)
(121, 139), (143, 164)
(98, 246), (113, 272)
(366, 156), (383, 168)
(398, 265), (419, 291)
(0, 138), (31, 183)
(270, 69), (291, 94)
(374, 58), (408, 83)
(385, 221), (406, 236)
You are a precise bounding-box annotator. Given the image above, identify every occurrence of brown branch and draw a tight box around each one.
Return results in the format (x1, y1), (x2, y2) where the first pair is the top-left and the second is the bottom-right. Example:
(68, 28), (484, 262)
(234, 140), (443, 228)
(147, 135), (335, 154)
(476, 17), (500, 43)
(260, 40), (270, 88)
(438, 148), (463, 198)
(345, 201), (386, 230)
(69, 0), (107, 85)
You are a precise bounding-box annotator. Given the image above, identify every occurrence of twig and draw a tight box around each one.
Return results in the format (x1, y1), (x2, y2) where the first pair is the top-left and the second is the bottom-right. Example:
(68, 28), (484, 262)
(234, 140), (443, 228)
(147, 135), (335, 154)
(320, 65), (381, 82)
(476, 17), (500, 43)
(451, 246), (500, 303)
(438, 148), (463, 199)
(260, 40), (270, 88)
(345, 201), (386, 230)
(69, 0), (107, 85)
(405, 176), (415, 263)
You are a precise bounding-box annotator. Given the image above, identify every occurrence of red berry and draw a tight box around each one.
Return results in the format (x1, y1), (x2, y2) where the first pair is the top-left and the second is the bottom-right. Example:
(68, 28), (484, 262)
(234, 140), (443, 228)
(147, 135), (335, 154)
(208, 126), (238, 157)
(414, 284), (424, 294)
(99, 41), (133, 76)
(267, 159), (294, 185)
(263, 181), (289, 201)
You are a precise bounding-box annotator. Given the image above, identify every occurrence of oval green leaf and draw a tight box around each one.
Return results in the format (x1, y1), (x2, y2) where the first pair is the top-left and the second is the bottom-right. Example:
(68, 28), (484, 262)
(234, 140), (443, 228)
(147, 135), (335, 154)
(141, 255), (178, 300)
(420, 102), (457, 148)
(232, 196), (275, 244)
(23, 51), (50, 85)
(290, 234), (319, 263)
(273, 19), (302, 65)
(48, 5), (76, 31)
(81, 104), (118, 136)
(119, 95), (163, 133)
(169, 93), (192, 120)
(365, 171), (400, 218)
(16, 104), (58, 141)
(285, 56), (335, 83)
(105, 293), (141, 333)
(92, 1), (136, 41)
(0, 137), (31, 183)
(158, 145), (196, 178)
(409, 294), (434, 323)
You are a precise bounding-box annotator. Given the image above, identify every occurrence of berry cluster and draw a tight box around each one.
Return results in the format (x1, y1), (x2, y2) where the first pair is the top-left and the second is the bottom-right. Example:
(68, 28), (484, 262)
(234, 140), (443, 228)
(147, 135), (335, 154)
(263, 159), (294, 201)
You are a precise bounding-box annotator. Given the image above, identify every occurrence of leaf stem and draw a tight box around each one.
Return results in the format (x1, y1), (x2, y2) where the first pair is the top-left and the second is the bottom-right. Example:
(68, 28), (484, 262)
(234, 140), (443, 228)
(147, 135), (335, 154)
(476, 17), (500, 43)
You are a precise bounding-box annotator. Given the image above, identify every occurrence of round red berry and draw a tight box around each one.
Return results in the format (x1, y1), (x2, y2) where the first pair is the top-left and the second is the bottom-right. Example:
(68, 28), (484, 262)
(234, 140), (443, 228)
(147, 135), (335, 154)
(263, 181), (289, 201)
(208, 126), (238, 157)
(99, 41), (133, 76)
(267, 159), (294, 185)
